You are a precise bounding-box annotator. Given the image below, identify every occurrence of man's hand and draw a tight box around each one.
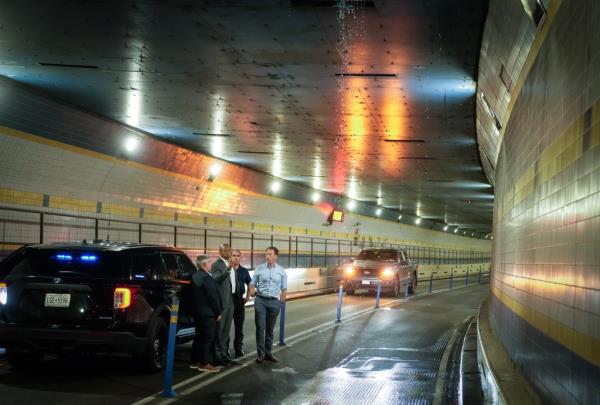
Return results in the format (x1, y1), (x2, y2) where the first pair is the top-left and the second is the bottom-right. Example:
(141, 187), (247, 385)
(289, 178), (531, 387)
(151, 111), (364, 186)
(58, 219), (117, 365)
(249, 284), (257, 297)
(279, 291), (287, 303)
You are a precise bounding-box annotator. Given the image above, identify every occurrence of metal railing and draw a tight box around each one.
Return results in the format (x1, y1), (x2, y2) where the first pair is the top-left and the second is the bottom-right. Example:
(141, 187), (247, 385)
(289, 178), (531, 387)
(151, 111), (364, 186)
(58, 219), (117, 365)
(0, 206), (491, 268)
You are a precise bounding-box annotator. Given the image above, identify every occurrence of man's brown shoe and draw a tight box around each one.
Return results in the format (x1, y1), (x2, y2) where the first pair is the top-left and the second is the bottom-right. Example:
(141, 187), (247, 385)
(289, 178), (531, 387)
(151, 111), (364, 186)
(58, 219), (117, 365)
(197, 363), (220, 372)
(264, 354), (278, 362)
(255, 354), (264, 363)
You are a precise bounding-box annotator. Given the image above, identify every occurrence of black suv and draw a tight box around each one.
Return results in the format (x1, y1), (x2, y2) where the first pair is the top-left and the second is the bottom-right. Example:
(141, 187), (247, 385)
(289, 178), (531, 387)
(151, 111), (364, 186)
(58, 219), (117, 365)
(0, 242), (197, 371)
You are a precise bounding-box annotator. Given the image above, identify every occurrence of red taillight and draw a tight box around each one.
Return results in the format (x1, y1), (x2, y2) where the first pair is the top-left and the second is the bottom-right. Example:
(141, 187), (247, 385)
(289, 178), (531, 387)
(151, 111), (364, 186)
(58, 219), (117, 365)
(114, 287), (132, 309)
(0, 282), (7, 305)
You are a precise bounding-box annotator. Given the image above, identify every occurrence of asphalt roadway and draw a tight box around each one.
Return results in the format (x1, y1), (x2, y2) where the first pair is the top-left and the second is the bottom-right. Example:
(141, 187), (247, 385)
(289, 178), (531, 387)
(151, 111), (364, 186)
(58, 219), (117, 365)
(0, 279), (490, 405)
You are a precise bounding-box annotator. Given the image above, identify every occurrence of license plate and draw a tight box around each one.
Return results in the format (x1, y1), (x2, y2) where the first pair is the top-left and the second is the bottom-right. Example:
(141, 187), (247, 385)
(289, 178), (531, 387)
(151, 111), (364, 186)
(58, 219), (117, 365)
(44, 293), (71, 307)
(361, 280), (372, 285)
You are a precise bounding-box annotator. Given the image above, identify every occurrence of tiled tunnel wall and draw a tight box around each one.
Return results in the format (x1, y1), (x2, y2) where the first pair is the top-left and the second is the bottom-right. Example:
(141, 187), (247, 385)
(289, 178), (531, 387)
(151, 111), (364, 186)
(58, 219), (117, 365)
(0, 77), (490, 271)
(480, 0), (600, 403)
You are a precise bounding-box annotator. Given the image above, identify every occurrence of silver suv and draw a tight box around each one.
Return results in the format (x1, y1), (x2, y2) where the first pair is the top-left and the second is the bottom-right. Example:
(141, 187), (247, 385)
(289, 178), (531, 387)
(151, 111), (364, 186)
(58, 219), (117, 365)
(342, 248), (417, 296)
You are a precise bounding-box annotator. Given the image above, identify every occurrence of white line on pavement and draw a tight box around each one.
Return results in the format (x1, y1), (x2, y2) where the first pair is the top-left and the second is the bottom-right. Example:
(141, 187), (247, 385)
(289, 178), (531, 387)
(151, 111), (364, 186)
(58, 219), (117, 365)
(132, 284), (478, 405)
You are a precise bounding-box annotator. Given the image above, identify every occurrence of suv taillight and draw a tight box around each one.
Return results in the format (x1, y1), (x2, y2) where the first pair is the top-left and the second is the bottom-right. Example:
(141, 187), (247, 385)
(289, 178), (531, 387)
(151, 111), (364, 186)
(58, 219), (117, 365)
(0, 282), (7, 305)
(114, 287), (132, 309)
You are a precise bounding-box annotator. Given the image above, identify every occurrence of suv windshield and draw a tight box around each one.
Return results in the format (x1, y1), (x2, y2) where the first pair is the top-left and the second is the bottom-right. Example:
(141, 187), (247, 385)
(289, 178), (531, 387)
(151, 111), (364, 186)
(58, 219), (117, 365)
(356, 250), (397, 261)
(0, 248), (126, 279)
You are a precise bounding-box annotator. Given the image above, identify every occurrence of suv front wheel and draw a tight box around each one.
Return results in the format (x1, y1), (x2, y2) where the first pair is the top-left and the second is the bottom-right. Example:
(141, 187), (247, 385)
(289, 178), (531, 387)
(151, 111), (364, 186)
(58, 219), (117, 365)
(138, 317), (168, 373)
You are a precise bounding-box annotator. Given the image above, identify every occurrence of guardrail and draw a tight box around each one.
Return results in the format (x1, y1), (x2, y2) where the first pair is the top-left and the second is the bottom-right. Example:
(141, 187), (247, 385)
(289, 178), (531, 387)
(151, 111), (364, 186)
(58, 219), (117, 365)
(0, 205), (491, 268)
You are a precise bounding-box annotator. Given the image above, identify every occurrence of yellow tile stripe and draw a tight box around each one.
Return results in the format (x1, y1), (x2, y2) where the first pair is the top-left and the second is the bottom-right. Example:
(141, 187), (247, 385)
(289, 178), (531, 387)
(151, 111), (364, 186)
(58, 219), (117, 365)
(49, 196), (97, 213)
(144, 209), (173, 222)
(492, 285), (600, 368)
(232, 220), (252, 230)
(501, 98), (600, 220)
(102, 202), (139, 218)
(207, 216), (230, 229)
(177, 213), (204, 225)
(0, 188), (43, 207)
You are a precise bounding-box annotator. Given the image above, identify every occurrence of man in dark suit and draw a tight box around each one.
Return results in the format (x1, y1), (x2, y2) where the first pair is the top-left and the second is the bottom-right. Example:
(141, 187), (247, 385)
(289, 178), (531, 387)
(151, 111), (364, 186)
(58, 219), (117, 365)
(230, 249), (253, 358)
(210, 243), (240, 365)
(189, 254), (222, 372)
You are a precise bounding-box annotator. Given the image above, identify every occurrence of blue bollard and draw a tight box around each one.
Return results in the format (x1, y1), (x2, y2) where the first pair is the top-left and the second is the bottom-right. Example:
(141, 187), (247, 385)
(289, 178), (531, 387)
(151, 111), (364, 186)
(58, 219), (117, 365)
(375, 280), (381, 308)
(466, 270), (469, 286)
(449, 270), (454, 289)
(160, 296), (179, 398)
(336, 284), (343, 322)
(404, 279), (409, 298)
(428, 273), (433, 293)
(279, 301), (286, 346)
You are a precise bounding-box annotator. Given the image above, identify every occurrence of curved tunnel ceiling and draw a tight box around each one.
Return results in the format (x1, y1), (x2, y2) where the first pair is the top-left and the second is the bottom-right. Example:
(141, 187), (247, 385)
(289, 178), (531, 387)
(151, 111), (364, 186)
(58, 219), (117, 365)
(0, 0), (493, 233)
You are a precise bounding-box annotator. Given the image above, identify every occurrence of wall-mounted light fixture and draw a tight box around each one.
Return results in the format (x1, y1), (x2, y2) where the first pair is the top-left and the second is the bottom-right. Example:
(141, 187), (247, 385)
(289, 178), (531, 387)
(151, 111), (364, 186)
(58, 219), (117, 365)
(375, 208), (382, 216)
(443, 225), (449, 231)
(124, 136), (140, 152)
(311, 192), (321, 203)
(207, 163), (222, 182)
(415, 217), (422, 225)
(346, 200), (356, 211)
(271, 181), (281, 194)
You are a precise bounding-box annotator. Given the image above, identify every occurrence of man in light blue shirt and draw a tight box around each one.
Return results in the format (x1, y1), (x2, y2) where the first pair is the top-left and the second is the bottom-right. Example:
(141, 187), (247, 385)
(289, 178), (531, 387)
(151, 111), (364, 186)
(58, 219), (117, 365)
(250, 246), (287, 363)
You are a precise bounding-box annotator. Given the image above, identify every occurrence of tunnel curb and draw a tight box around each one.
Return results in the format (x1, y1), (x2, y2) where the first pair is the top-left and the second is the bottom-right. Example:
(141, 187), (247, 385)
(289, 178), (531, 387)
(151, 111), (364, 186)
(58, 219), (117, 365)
(477, 297), (542, 404)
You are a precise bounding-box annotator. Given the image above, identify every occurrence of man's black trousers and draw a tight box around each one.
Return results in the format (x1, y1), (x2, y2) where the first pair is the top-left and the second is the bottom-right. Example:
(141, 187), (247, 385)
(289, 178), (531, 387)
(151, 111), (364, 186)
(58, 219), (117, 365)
(191, 316), (216, 364)
(232, 294), (246, 353)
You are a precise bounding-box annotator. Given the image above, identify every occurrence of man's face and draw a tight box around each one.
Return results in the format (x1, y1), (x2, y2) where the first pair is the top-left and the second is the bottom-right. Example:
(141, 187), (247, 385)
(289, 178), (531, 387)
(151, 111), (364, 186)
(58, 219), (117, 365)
(231, 251), (241, 266)
(220, 245), (232, 260)
(201, 260), (211, 272)
(265, 249), (277, 264)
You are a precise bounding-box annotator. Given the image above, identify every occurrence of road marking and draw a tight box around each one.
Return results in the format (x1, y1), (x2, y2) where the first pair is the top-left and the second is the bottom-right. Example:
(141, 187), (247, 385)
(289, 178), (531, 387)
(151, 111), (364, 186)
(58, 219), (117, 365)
(132, 283), (481, 405)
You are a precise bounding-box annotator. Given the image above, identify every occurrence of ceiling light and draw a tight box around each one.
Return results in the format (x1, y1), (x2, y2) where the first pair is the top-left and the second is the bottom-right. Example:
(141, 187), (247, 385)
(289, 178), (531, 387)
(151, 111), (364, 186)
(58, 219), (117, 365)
(209, 164), (222, 177)
(346, 200), (356, 211)
(375, 208), (382, 216)
(415, 217), (421, 225)
(271, 181), (281, 193)
(311, 192), (321, 203)
(207, 163), (222, 181)
(124, 136), (140, 152)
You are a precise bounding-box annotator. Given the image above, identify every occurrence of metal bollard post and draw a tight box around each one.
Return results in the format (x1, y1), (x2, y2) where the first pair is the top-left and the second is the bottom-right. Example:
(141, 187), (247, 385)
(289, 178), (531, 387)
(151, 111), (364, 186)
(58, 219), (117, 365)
(404, 279), (409, 298)
(478, 269), (482, 284)
(428, 273), (433, 293)
(466, 270), (469, 286)
(375, 280), (381, 308)
(449, 270), (454, 289)
(336, 284), (343, 322)
(279, 301), (286, 346)
(160, 296), (179, 399)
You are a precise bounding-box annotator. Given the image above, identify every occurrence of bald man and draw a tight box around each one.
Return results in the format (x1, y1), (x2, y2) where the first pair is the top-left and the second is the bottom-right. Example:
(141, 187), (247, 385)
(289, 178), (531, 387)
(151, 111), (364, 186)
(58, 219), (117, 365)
(210, 243), (240, 366)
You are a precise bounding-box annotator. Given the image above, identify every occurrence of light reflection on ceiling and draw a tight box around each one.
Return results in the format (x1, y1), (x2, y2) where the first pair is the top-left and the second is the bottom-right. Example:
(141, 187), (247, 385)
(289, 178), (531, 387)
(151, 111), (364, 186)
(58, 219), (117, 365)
(0, 0), (493, 233)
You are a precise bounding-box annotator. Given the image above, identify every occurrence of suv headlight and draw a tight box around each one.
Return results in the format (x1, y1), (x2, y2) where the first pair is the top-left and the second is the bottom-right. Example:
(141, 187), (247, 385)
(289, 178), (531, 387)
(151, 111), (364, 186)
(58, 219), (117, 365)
(344, 266), (355, 276)
(381, 268), (394, 278)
